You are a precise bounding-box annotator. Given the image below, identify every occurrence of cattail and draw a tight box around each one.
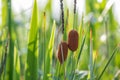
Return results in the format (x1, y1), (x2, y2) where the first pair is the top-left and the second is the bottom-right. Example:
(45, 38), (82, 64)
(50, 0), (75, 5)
(74, 0), (76, 14)
(68, 30), (79, 51)
(57, 42), (68, 64)
(60, 0), (64, 34)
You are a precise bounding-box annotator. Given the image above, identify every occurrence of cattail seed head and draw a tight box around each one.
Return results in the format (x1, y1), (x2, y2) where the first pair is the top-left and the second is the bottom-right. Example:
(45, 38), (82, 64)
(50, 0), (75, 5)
(60, 0), (64, 34)
(57, 41), (68, 64)
(68, 30), (79, 51)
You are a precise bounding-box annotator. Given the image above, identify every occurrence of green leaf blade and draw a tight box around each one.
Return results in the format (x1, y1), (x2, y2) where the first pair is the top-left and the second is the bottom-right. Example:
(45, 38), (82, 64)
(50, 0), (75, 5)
(25, 0), (39, 80)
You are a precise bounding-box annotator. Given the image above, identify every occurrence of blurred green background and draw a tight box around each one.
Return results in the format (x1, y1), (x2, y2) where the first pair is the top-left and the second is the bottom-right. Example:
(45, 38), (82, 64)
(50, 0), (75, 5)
(0, 0), (120, 80)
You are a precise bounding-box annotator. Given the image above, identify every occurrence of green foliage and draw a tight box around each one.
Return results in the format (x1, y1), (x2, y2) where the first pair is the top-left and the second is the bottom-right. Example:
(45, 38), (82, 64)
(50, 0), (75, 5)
(25, 0), (38, 80)
(43, 21), (56, 80)
(0, 0), (120, 80)
(13, 44), (20, 80)
(1, 0), (7, 29)
(5, 0), (15, 79)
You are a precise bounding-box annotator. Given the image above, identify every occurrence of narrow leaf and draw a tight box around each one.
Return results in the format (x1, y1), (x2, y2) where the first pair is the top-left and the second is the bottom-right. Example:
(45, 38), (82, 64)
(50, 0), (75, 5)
(43, 21), (56, 80)
(25, 0), (38, 80)
(98, 46), (119, 80)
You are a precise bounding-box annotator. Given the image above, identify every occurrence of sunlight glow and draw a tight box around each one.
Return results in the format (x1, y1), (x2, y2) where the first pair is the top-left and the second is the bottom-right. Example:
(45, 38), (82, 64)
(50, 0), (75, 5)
(12, 0), (33, 14)
(52, 0), (60, 22)
(0, 0), (120, 26)
(97, 0), (103, 3)
(113, 0), (120, 25)
(100, 34), (106, 42)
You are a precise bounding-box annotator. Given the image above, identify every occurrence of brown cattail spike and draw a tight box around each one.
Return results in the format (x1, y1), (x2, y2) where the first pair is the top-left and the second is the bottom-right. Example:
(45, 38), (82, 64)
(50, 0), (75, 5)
(57, 42), (68, 64)
(60, 0), (64, 34)
(74, 0), (76, 14)
(68, 30), (79, 51)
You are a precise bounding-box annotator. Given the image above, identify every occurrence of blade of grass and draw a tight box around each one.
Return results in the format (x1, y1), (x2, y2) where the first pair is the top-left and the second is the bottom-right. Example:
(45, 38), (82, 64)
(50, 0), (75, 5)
(76, 13), (84, 65)
(25, 0), (38, 80)
(43, 12), (46, 80)
(55, 60), (61, 80)
(97, 45), (119, 80)
(89, 29), (94, 80)
(105, 17), (109, 57)
(38, 12), (44, 77)
(43, 21), (56, 80)
(77, 35), (86, 65)
(70, 52), (76, 80)
(13, 42), (20, 80)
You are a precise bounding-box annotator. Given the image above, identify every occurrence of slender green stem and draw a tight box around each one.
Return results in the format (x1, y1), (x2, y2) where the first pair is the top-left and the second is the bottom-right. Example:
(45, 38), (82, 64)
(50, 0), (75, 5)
(43, 12), (46, 80)
(73, 14), (75, 30)
(57, 64), (61, 80)
(43, 28), (46, 79)
(90, 29), (93, 80)
(7, 0), (14, 79)
(105, 18), (109, 57)
(77, 35), (86, 65)
(97, 46), (119, 80)
(93, 57), (96, 77)
(71, 52), (75, 80)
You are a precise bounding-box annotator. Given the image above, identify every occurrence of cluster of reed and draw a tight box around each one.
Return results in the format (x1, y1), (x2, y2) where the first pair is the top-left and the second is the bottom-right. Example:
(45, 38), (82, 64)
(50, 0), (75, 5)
(57, 0), (79, 64)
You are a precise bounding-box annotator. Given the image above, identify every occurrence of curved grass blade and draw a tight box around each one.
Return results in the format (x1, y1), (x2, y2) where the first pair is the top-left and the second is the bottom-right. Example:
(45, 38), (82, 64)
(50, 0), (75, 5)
(77, 35), (86, 64)
(97, 45), (119, 80)
(25, 0), (38, 80)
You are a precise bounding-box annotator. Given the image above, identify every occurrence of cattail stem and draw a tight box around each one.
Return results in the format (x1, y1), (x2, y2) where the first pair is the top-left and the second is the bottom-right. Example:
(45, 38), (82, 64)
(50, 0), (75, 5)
(7, 0), (15, 79)
(71, 52), (75, 80)
(60, 0), (64, 34)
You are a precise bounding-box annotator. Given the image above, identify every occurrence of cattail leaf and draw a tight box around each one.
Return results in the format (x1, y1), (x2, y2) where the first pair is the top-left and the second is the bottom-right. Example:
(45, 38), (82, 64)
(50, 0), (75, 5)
(25, 0), (38, 80)
(13, 45), (20, 80)
(43, 21), (56, 80)
(5, 0), (15, 79)
(77, 35), (86, 64)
